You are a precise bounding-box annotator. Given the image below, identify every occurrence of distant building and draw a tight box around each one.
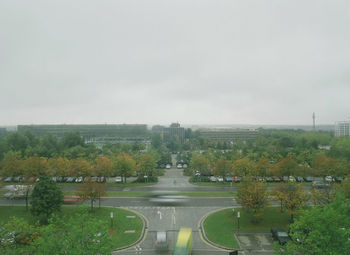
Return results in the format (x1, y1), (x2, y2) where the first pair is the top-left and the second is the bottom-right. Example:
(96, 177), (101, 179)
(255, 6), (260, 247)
(151, 123), (185, 143)
(198, 128), (258, 142)
(0, 127), (7, 138)
(335, 121), (350, 137)
(17, 124), (149, 144)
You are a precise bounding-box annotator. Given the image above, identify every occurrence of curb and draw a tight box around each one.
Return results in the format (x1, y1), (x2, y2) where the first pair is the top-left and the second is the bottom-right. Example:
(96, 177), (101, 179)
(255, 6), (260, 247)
(198, 207), (244, 252)
(112, 207), (149, 253)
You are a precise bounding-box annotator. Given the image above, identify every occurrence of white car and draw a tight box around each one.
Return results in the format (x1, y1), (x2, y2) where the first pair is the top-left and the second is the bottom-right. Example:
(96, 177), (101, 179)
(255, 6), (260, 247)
(217, 176), (224, 182)
(75, 177), (83, 183)
(166, 164), (171, 169)
(115, 176), (122, 183)
(288, 176), (296, 182)
(177, 164), (182, 169)
(325, 176), (334, 182)
(209, 176), (217, 182)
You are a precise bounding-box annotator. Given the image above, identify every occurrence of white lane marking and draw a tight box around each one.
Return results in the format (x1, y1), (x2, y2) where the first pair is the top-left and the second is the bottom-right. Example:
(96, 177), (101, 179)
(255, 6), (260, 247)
(157, 210), (162, 220)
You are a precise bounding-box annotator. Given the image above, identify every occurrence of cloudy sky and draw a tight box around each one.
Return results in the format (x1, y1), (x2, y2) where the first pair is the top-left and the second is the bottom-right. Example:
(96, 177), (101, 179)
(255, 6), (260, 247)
(1, 0), (349, 126)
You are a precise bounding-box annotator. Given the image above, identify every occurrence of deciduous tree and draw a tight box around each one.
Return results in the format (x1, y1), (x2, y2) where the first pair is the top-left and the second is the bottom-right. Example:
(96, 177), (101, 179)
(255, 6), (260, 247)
(77, 179), (106, 211)
(31, 176), (63, 224)
(114, 152), (136, 183)
(237, 179), (269, 222)
(276, 195), (350, 255)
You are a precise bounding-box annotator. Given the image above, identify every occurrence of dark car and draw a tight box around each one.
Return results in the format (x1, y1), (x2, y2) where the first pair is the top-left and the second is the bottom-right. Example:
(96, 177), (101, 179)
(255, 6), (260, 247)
(272, 176), (281, 182)
(334, 177), (344, 183)
(271, 228), (291, 245)
(304, 176), (314, 182)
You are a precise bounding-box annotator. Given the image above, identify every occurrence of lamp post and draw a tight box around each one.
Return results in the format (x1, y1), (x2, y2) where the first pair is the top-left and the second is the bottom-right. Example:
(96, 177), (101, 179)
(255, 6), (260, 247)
(237, 211), (240, 232)
(110, 211), (114, 228)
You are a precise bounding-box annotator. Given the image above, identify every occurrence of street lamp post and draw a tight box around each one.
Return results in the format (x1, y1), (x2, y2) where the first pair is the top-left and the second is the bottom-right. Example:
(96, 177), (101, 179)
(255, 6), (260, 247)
(110, 211), (114, 228)
(237, 211), (240, 232)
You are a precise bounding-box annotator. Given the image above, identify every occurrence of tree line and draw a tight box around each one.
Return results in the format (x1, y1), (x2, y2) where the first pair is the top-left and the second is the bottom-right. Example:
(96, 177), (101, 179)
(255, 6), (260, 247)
(0, 152), (159, 182)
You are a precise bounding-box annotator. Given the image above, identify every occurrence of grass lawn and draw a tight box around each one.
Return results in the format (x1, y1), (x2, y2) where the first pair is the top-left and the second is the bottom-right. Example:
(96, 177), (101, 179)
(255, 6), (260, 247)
(0, 205), (143, 249)
(203, 207), (291, 248)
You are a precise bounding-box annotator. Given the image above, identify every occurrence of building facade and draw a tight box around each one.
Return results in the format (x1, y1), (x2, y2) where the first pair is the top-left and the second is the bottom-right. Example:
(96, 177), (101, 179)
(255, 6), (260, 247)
(198, 128), (258, 142)
(335, 121), (350, 137)
(17, 124), (149, 144)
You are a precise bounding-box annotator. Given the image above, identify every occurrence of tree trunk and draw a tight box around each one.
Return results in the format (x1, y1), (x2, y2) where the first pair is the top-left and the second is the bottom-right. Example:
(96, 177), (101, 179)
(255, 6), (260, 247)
(91, 199), (94, 211)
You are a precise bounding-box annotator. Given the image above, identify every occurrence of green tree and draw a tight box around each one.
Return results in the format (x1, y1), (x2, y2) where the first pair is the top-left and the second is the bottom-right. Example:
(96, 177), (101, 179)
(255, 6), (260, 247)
(31, 176), (63, 223)
(0, 151), (22, 177)
(232, 157), (256, 176)
(213, 158), (231, 178)
(77, 179), (106, 211)
(0, 217), (38, 255)
(34, 207), (113, 255)
(61, 131), (85, 149)
(137, 153), (157, 178)
(273, 182), (309, 222)
(272, 156), (298, 176)
(114, 153), (136, 183)
(190, 153), (211, 176)
(277, 195), (350, 255)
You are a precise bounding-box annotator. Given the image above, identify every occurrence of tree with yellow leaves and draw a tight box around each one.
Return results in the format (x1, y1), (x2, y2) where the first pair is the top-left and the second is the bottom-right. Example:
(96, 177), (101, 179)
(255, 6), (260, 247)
(236, 179), (269, 223)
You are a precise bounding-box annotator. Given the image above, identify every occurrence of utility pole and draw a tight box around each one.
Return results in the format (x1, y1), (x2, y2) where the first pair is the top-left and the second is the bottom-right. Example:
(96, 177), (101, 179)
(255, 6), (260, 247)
(312, 112), (316, 131)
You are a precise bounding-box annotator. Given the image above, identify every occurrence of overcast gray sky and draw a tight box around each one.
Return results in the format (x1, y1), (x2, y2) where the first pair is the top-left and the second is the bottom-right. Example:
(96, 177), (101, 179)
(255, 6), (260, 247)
(1, 0), (349, 126)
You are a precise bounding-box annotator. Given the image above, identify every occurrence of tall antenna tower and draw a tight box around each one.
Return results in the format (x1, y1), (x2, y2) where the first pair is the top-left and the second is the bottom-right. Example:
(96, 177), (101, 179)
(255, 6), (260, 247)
(312, 112), (315, 131)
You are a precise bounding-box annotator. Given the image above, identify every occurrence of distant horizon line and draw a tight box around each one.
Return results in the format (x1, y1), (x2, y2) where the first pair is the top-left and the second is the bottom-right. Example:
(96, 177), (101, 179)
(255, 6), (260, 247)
(0, 122), (336, 128)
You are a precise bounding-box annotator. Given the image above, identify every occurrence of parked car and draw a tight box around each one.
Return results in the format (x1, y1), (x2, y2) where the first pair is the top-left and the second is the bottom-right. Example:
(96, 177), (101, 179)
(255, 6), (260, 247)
(65, 177), (75, 183)
(282, 176), (289, 182)
(183, 164), (188, 168)
(324, 176), (334, 182)
(271, 228), (291, 245)
(265, 177), (273, 182)
(177, 164), (182, 169)
(257, 176), (264, 182)
(97, 176), (105, 183)
(217, 176), (224, 182)
(4, 177), (12, 182)
(75, 177), (83, 183)
(166, 164), (171, 169)
(296, 176), (304, 182)
(27, 177), (36, 183)
(233, 176), (241, 183)
(288, 176), (296, 182)
(334, 176), (344, 183)
(304, 176), (314, 182)
(115, 176), (122, 183)
(272, 176), (281, 182)
(209, 176), (217, 182)
(225, 177), (233, 182)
